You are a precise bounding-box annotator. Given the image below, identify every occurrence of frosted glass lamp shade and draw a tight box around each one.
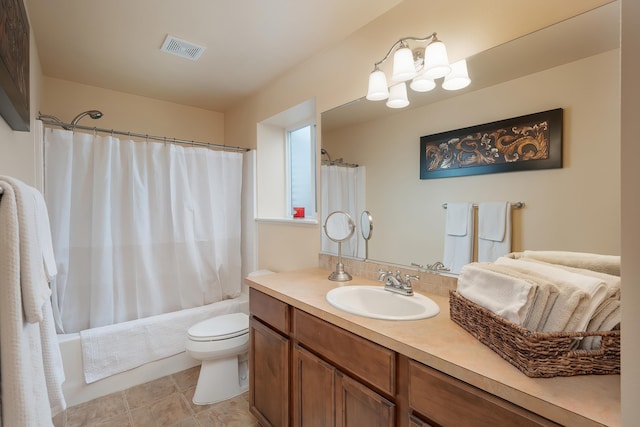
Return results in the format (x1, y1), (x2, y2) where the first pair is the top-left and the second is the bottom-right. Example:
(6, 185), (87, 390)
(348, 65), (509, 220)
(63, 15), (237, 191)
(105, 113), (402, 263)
(386, 83), (409, 108)
(410, 72), (436, 92)
(442, 59), (471, 90)
(423, 39), (451, 79)
(391, 46), (417, 82)
(366, 70), (389, 101)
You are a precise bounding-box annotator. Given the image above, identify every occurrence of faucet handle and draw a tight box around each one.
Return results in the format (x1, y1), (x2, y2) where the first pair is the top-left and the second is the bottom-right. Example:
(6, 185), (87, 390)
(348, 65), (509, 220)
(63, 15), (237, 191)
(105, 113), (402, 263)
(403, 274), (420, 286)
(377, 269), (391, 281)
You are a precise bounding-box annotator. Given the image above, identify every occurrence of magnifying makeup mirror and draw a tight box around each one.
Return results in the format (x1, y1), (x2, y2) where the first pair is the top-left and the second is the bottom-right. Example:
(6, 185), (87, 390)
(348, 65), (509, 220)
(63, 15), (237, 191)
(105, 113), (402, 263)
(324, 211), (355, 281)
(360, 211), (373, 260)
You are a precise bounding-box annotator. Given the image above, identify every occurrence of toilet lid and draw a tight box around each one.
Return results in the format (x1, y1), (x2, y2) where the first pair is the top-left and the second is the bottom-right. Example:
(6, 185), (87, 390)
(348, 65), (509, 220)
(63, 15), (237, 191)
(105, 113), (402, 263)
(188, 312), (249, 342)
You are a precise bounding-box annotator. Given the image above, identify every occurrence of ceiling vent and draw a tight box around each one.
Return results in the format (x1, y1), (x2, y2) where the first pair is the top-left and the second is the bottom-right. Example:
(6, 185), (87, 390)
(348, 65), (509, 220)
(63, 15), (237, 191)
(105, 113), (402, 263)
(160, 35), (206, 61)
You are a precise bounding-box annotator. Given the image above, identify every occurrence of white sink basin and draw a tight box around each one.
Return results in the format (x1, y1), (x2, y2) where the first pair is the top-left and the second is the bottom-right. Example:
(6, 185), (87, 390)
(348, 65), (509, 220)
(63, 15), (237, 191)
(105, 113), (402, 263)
(326, 285), (440, 321)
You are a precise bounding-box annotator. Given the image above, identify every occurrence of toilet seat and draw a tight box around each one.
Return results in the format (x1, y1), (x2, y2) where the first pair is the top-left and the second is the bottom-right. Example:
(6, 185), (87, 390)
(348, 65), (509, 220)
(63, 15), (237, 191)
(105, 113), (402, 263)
(187, 312), (249, 342)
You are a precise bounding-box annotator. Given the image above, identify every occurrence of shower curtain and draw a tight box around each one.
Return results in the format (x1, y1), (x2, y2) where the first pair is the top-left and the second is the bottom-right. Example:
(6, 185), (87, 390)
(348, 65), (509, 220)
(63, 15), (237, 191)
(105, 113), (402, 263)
(320, 165), (366, 258)
(44, 127), (243, 334)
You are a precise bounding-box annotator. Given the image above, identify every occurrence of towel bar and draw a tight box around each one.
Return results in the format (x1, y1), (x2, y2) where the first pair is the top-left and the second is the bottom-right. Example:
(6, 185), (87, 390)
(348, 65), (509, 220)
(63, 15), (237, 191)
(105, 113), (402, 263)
(442, 202), (524, 209)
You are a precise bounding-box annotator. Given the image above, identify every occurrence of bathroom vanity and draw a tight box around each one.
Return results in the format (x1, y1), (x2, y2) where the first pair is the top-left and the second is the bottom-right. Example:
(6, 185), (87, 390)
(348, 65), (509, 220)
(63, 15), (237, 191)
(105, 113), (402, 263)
(246, 269), (620, 427)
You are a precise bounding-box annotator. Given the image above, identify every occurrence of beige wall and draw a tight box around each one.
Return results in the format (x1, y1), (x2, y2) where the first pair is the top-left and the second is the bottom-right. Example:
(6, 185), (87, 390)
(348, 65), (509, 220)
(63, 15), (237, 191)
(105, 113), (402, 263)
(224, 0), (613, 274)
(324, 49), (620, 266)
(40, 77), (225, 146)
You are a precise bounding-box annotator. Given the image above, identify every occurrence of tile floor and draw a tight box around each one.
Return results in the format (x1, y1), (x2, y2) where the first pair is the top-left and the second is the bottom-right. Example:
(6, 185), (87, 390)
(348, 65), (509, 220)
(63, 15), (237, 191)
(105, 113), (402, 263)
(53, 366), (260, 427)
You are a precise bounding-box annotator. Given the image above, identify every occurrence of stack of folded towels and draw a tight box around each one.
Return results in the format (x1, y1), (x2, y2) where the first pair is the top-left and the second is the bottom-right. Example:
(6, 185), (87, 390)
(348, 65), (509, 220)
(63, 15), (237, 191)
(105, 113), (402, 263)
(456, 250), (620, 350)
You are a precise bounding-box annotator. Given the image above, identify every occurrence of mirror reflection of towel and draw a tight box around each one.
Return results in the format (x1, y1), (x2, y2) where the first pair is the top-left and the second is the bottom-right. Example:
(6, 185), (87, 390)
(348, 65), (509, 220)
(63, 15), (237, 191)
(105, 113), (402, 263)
(443, 202), (473, 274)
(478, 202), (511, 262)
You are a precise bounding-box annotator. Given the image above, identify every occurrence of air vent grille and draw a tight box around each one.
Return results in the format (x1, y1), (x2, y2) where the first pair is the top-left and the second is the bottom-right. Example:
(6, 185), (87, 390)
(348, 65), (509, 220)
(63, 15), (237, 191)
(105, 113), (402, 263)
(160, 35), (206, 61)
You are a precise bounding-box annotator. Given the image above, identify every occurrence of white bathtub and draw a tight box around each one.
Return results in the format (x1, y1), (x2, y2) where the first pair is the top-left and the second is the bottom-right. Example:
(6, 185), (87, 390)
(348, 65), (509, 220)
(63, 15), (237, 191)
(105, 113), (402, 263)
(57, 293), (249, 407)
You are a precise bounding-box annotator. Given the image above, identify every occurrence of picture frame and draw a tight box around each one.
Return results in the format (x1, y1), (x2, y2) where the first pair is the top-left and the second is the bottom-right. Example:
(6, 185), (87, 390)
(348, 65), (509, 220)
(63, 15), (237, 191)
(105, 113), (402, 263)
(0, 0), (30, 131)
(419, 108), (562, 179)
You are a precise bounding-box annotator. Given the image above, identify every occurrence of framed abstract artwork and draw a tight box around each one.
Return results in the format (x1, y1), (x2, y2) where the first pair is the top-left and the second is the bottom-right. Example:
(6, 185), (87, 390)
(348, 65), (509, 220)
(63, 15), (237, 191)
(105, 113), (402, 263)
(0, 0), (30, 131)
(420, 108), (563, 179)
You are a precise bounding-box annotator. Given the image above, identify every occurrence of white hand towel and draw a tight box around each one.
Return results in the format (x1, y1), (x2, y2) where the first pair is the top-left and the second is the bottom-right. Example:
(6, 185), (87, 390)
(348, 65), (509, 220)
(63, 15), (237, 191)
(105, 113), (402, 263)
(443, 202), (474, 274)
(32, 189), (58, 281)
(478, 202), (511, 262)
(0, 176), (52, 323)
(457, 263), (536, 326)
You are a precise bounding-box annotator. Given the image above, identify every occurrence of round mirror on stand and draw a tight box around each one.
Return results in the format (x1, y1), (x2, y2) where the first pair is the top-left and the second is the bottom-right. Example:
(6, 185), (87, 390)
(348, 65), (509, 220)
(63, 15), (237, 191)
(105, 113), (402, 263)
(360, 211), (373, 260)
(324, 211), (355, 281)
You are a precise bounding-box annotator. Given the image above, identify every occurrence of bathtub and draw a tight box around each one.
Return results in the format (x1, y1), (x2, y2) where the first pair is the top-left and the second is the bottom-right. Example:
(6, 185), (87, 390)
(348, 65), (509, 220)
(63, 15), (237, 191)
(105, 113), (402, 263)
(58, 292), (249, 407)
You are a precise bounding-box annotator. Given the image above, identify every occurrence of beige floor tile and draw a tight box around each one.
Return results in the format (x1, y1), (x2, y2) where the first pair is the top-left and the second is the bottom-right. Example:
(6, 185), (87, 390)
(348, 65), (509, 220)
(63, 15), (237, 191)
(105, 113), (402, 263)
(93, 413), (133, 426)
(125, 376), (179, 409)
(171, 365), (201, 391)
(182, 386), (220, 414)
(145, 392), (194, 427)
(66, 391), (128, 427)
(196, 393), (258, 427)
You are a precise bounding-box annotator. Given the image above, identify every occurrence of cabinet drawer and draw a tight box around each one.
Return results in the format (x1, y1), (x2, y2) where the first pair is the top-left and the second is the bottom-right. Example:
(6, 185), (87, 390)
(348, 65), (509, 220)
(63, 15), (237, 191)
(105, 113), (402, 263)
(250, 288), (289, 334)
(409, 360), (561, 427)
(293, 308), (395, 396)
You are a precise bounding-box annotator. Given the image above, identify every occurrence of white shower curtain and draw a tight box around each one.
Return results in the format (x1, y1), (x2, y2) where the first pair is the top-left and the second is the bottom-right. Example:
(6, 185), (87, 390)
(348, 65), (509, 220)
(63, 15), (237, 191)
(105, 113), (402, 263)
(44, 127), (243, 334)
(320, 165), (366, 258)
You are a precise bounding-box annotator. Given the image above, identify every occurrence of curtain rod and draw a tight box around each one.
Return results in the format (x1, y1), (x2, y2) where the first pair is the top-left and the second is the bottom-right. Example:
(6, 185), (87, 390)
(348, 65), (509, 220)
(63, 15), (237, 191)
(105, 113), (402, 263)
(37, 118), (250, 153)
(442, 202), (525, 209)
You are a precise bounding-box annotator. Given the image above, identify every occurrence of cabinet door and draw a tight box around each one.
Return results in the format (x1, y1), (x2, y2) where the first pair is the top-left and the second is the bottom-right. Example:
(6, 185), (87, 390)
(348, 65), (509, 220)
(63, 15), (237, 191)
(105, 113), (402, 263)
(336, 371), (395, 427)
(293, 344), (336, 427)
(409, 414), (435, 427)
(250, 317), (290, 427)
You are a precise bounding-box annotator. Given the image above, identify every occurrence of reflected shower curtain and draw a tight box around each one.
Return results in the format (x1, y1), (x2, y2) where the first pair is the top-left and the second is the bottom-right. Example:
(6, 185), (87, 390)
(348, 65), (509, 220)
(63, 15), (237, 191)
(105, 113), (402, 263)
(320, 165), (366, 258)
(44, 127), (243, 334)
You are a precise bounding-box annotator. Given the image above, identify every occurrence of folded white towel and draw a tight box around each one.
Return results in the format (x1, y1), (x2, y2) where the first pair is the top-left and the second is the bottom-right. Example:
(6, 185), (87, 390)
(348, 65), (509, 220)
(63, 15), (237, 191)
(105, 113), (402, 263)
(478, 262), (558, 331)
(478, 202), (511, 262)
(457, 263), (536, 326)
(517, 250), (620, 276)
(443, 203), (474, 274)
(496, 257), (607, 332)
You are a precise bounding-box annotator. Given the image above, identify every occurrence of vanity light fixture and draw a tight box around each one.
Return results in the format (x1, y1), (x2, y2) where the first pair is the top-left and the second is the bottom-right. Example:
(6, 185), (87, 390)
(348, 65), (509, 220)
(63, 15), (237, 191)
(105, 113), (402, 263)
(366, 33), (471, 108)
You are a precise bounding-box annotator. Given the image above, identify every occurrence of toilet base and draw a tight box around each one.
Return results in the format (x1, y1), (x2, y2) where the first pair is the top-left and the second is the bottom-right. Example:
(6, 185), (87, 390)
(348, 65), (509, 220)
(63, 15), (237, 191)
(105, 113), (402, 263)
(192, 354), (249, 405)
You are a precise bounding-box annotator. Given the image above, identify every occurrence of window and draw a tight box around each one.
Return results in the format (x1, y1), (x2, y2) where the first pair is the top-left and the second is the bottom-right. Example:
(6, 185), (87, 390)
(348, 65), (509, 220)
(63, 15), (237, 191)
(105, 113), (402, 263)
(287, 123), (316, 218)
(256, 97), (317, 222)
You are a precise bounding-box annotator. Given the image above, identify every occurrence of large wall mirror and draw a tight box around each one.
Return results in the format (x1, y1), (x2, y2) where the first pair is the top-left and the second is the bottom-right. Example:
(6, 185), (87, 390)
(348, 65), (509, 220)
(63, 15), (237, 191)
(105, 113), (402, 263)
(320, 2), (620, 272)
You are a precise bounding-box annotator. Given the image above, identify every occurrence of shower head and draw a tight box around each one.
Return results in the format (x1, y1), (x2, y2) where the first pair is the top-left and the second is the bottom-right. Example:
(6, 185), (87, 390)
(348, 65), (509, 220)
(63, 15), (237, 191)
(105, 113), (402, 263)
(320, 148), (332, 163)
(71, 110), (104, 127)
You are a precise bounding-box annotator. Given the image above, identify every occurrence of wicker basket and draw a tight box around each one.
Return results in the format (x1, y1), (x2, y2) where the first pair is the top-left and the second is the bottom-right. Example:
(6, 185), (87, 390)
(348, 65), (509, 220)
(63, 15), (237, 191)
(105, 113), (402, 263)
(449, 290), (620, 378)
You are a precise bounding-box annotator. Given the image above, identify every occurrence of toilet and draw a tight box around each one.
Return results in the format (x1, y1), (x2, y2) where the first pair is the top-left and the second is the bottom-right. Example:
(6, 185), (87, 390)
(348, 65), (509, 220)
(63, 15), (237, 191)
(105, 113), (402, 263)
(185, 312), (250, 405)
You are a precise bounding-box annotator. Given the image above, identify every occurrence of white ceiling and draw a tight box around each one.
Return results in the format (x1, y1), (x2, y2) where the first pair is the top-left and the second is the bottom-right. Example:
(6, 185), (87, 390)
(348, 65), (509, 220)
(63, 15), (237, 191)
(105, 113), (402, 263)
(25, 0), (402, 112)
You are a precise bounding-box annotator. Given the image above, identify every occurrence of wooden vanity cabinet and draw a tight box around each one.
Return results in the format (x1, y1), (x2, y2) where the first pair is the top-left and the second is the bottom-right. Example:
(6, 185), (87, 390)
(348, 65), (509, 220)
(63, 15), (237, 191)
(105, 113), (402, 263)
(292, 308), (396, 427)
(249, 289), (291, 427)
(407, 359), (561, 427)
(250, 287), (560, 427)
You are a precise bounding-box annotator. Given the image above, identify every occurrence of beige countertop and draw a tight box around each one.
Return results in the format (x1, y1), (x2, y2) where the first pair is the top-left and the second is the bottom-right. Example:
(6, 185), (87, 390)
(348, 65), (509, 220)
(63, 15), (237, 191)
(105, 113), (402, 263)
(246, 268), (620, 427)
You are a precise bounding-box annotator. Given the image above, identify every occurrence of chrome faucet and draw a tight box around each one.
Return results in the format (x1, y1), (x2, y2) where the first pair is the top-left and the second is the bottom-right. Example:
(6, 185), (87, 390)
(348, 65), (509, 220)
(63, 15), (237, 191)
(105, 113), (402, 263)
(378, 269), (418, 296)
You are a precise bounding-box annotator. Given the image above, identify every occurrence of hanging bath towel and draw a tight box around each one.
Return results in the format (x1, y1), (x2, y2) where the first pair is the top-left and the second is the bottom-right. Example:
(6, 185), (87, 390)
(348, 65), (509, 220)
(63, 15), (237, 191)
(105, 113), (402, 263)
(478, 201), (511, 262)
(442, 202), (474, 274)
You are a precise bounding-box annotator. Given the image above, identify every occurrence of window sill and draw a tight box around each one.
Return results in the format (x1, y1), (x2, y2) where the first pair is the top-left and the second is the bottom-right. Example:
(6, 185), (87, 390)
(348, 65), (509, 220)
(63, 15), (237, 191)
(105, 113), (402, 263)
(256, 217), (319, 226)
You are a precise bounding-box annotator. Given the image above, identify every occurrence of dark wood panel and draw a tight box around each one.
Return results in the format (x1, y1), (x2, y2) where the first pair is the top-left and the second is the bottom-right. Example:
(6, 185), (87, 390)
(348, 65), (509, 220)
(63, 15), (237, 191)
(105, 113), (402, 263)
(293, 308), (396, 396)
(250, 288), (290, 334)
(250, 317), (290, 427)
(292, 344), (336, 427)
(409, 360), (561, 427)
(336, 371), (395, 427)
